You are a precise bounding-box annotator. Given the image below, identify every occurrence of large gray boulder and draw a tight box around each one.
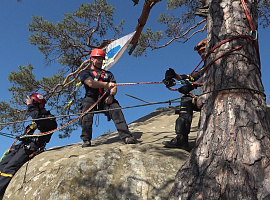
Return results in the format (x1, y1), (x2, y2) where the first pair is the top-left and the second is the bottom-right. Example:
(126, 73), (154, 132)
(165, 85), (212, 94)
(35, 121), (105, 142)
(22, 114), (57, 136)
(3, 107), (200, 200)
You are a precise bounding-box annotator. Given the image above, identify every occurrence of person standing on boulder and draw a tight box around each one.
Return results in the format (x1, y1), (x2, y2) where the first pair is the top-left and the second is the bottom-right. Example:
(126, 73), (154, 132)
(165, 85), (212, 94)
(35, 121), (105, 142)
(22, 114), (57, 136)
(0, 93), (57, 198)
(79, 48), (137, 147)
(162, 39), (207, 150)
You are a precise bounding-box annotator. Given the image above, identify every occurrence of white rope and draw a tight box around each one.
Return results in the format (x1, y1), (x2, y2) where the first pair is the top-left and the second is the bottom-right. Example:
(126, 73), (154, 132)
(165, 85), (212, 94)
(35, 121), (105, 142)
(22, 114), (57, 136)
(0, 99), (181, 127)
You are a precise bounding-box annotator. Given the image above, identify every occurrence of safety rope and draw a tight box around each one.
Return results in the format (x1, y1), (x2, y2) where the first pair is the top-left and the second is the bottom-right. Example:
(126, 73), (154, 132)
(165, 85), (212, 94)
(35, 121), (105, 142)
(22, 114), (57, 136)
(116, 81), (163, 86)
(165, 1), (262, 110)
(64, 81), (165, 110)
(191, 36), (255, 78)
(1, 97), (181, 128)
(240, 0), (260, 65)
(166, 79), (203, 92)
(9, 140), (17, 151)
(18, 91), (108, 139)
(190, 0), (260, 79)
(15, 96), (181, 140)
(0, 81), (174, 128)
(64, 82), (82, 110)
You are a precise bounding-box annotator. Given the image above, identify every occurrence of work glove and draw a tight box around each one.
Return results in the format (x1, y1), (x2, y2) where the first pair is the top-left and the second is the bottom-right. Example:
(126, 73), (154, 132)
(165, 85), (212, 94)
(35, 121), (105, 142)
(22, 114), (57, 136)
(16, 134), (33, 142)
(165, 68), (177, 79)
(16, 135), (26, 141)
(178, 84), (194, 94)
(163, 78), (176, 88)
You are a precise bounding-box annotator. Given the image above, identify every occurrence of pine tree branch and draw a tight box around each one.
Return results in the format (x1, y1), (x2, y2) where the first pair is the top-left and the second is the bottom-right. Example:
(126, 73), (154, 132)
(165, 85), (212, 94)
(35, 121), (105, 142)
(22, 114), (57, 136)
(151, 19), (206, 50)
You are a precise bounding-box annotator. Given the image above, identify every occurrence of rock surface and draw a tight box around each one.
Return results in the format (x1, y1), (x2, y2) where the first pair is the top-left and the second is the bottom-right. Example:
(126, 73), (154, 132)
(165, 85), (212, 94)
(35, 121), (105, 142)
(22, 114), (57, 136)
(3, 107), (200, 200)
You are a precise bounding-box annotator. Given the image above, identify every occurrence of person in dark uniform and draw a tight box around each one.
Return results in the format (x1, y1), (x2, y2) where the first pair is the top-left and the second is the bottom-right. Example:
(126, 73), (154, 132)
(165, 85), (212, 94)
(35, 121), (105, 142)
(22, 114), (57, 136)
(0, 93), (57, 197)
(79, 48), (137, 147)
(162, 39), (206, 149)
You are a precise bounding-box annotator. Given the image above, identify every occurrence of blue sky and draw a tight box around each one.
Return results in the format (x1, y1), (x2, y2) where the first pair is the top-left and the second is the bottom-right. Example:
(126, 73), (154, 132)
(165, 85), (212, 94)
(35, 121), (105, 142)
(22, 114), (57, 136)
(0, 0), (269, 154)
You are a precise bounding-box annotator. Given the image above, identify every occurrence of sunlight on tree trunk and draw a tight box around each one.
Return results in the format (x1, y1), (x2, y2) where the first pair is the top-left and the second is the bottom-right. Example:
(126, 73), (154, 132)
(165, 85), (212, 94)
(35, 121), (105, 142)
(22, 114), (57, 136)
(169, 0), (270, 199)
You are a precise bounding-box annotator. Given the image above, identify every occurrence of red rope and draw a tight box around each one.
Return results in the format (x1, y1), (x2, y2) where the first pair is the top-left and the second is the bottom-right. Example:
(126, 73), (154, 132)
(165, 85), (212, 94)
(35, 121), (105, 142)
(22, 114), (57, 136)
(240, 0), (255, 31)
(116, 81), (163, 86)
(9, 139), (18, 151)
(240, 0), (260, 64)
(190, 0), (260, 78)
(191, 37), (253, 77)
(190, 35), (253, 77)
(19, 92), (108, 138)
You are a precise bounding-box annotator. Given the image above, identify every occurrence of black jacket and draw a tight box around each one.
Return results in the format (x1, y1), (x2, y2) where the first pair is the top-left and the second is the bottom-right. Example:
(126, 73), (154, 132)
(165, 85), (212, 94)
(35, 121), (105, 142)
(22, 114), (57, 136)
(80, 69), (116, 99)
(24, 104), (57, 149)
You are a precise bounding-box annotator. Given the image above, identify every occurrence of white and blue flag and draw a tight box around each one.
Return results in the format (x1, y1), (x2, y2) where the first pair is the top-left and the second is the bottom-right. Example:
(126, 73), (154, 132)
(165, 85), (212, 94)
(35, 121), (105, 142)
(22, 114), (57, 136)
(103, 31), (136, 70)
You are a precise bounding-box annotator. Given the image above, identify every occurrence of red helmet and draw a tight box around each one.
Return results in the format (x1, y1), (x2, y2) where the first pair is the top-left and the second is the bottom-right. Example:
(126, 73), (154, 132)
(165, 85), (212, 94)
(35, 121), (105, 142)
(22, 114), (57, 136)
(90, 49), (105, 58)
(30, 93), (47, 105)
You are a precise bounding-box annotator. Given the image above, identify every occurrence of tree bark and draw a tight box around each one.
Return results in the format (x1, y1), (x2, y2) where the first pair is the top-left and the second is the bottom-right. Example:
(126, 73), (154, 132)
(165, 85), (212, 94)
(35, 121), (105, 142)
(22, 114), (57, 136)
(169, 0), (270, 199)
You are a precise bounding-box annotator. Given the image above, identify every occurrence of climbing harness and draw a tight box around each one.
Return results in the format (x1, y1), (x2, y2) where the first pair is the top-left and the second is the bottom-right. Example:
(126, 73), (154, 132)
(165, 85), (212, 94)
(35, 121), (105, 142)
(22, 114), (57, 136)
(92, 69), (106, 126)
(92, 70), (106, 95)
(24, 122), (37, 135)
(64, 68), (106, 111)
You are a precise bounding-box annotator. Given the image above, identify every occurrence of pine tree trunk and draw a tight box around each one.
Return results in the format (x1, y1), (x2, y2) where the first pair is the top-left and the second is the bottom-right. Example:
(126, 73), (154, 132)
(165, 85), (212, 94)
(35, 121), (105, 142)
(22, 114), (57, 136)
(169, 0), (270, 199)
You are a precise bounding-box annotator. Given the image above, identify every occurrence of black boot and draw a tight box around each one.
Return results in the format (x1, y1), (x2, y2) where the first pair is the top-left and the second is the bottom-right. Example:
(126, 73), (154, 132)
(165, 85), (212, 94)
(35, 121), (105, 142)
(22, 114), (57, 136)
(162, 134), (188, 150)
(81, 140), (91, 147)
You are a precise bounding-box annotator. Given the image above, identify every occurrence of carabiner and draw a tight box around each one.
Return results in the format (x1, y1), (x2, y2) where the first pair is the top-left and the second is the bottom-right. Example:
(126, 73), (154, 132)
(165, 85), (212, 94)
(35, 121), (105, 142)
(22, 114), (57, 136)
(250, 30), (258, 40)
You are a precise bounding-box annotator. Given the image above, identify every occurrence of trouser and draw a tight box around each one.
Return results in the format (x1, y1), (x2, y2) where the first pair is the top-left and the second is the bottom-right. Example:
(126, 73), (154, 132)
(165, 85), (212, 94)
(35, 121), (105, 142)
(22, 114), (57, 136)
(0, 147), (32, 196)
(80, 96), (132, 141)
(175, 95), (199, 141)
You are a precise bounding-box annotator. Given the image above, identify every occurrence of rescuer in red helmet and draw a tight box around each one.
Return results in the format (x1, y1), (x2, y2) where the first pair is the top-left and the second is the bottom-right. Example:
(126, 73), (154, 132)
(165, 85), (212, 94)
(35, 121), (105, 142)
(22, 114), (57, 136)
(79, 48), (137, 147)
(0, 93), (57, 197)
(162, 39), (207, 150)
